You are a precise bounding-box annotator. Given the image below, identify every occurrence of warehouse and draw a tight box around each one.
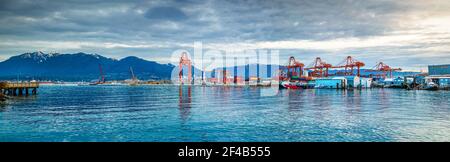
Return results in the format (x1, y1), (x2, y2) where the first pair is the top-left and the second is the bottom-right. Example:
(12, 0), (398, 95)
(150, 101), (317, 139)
(382, 77), (404, 88)
(315, 78), (346, 89)
(360, 77), (373, 88)
(425, 76), (450, 89)
(428, 64), (450, 75)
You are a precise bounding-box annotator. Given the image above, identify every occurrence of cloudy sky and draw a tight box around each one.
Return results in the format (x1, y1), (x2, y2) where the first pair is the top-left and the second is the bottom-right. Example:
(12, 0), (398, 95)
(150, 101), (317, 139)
(0, 0), (450, 71)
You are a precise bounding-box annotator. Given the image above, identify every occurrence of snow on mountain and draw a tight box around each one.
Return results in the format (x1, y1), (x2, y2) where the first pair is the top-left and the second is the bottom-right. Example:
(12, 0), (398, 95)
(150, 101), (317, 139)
(0, 52), (175, 81)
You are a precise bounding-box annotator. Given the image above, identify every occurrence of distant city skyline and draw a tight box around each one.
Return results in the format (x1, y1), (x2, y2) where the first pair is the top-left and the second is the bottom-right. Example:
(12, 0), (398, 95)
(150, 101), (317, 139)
(1, 0), (450, 71)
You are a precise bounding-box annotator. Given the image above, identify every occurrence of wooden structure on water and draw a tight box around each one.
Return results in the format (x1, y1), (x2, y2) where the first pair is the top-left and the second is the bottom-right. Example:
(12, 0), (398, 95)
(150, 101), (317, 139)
(0, 82), (39, 96)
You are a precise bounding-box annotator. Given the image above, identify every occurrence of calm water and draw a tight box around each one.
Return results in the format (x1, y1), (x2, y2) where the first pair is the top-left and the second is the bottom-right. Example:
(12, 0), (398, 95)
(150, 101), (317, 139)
(0, 85), (449, 142)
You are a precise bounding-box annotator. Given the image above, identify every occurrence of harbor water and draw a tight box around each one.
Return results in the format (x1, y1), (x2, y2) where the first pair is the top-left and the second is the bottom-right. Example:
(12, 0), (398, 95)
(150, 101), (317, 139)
(0, 85), (449, 142)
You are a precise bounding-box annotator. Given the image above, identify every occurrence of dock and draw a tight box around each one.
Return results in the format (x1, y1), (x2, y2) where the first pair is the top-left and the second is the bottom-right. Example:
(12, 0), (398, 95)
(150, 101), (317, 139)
(0, 82), (39, 96)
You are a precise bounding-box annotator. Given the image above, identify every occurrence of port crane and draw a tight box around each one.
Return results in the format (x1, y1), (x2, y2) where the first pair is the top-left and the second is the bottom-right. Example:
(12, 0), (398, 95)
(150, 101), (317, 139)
(97, 64), (105, 84)
(332, 56), (365, 76)
(179, 52), (192, 84)
(128, 66), (139, 85)
(130, 66), (137, 81)
(369, 62), (402, 78)
(285, 56), (305, 80)
(305, 57), (333, 77)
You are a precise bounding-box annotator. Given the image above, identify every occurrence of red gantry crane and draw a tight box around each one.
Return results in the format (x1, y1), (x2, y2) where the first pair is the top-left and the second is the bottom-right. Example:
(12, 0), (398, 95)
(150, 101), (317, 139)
(179, 52), (192, 84)
(304, 57), (333, 77)
(370, 62), (402, 78)
(285, 56), (305, 80)
(332, 56), (365, 76)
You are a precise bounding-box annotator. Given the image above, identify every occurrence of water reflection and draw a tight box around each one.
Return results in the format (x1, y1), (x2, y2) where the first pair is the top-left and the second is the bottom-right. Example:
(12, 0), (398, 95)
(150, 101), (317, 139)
(376, 88), (391, 110)
(178, 85), (191, 121)
(286, 89), (304, 111)
(342, 90), (362, 117)
(0, 95), (38, 112)
(0, 102), (7, 111)
(2, 85), (450, 142)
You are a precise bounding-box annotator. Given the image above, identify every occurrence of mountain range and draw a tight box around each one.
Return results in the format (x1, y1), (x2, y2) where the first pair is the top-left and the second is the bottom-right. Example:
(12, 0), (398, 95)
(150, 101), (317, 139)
(0, 52), (175, 81)
(0, 52), (419, 82)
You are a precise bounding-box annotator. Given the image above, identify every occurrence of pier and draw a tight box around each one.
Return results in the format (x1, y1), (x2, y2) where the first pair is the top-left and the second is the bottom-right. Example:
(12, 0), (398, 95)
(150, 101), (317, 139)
(0, 82), (39, 96)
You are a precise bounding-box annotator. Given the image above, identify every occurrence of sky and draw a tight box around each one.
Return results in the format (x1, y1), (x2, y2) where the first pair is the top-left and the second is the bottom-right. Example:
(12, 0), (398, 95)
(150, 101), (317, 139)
(0, 0), (450, 71)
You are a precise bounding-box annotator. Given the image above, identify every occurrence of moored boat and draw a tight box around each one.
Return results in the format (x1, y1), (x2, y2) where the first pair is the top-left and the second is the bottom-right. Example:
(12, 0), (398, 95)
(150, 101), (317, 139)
(281, 81), (307, 89)
(424, 82), (438, 90)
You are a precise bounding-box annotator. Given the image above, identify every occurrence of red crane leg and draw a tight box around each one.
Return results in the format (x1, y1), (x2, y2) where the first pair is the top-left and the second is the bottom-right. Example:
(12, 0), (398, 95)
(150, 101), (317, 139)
(179, 63), (183, 84)
(188, 63), (191, 84)
(357, 66), (360, 77)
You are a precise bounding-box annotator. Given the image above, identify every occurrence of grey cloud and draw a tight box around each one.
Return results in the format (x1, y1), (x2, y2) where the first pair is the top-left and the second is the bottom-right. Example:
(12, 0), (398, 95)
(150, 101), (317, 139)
(144, 6), (188, 21)
(0, 0), (449, 70)
(0, 0), (407, 42)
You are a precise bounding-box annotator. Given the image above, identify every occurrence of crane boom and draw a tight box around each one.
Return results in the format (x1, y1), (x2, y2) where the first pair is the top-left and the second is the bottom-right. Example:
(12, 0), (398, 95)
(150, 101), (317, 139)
(369, 62), (402, 78)
(98, 64), (105, 83)
(332, 56), (365, 76)
(130, 66), (136, 81)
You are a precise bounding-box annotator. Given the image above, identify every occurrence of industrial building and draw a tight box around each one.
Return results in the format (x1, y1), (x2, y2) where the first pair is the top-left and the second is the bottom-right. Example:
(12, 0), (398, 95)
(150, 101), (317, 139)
(428, 64), (450, 76)
(314, 78), (346, 89)
(333, 76), (360, 88)
(313, 76), (372, 89)
(360, 78), (373, 88)
(425, 76), (450, 89)
(381, 77), (404, 88)
(176, 52), (449, 91)
(424, 64), (450, 89)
